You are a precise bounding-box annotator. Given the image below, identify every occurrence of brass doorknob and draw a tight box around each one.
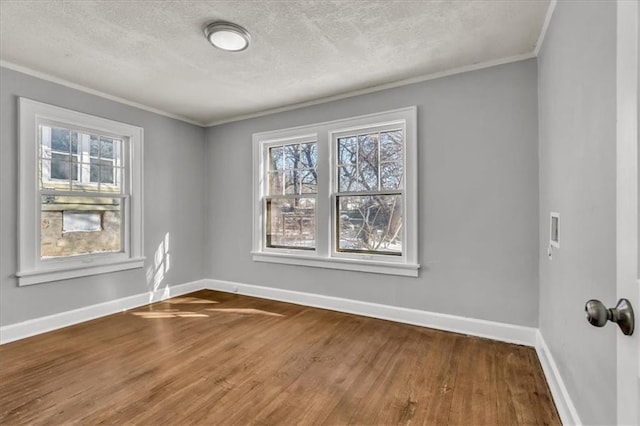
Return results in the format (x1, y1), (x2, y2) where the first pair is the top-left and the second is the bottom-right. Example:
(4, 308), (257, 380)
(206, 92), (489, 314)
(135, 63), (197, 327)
(585, 299), (635, 336)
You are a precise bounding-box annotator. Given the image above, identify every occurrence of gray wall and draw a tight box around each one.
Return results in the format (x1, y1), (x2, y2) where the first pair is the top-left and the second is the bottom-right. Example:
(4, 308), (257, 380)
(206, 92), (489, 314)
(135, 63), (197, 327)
(205, 59), (540, 327)
(538, 1), (617, 424)
(0, 67), (207, 326)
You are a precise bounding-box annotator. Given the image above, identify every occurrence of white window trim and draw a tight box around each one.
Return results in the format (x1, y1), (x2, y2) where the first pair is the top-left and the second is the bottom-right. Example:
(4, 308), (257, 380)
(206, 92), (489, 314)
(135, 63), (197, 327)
(252, 107), (419, 277)
(17, 98), (144, 286)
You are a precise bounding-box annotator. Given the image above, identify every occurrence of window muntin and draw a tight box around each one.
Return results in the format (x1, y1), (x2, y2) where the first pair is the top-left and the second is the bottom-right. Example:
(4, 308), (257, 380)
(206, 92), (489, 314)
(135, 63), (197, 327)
(333, 126), (404, 256)
(18, 98), (144, 286)
(263, 140), (318, 250)
(252, 107), (418, 277)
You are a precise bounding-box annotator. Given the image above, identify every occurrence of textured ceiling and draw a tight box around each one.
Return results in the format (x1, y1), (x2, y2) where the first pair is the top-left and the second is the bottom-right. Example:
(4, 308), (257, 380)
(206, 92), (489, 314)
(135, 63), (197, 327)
(0, 1), (550, 125)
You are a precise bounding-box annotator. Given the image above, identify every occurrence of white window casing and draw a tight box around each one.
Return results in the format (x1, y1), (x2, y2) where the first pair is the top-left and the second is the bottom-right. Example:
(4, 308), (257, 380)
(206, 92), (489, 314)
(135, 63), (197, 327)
(17, 98), (144, 285)
(252, 107), (419, 277)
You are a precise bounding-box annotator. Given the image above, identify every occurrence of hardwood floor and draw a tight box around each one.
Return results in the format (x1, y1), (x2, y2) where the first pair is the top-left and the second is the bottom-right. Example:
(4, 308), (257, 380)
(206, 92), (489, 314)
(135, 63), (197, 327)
(0, 290), (560, 425)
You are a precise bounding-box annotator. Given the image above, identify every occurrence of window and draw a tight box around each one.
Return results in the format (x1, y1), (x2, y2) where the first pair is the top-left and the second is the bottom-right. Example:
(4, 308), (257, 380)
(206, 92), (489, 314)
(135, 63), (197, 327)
(253, 107), (418, 277)
(17, 98), (144, 285)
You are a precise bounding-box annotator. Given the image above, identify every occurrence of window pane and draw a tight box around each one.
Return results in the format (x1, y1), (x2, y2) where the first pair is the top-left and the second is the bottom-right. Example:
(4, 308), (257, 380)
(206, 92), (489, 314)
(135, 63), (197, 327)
(101, 164), (115, 184)
(380, 130), (403, 162)
(338, 165), (361, 192)
(71, 157), (79, 180)
(284, 144), (300, 169)
(285, 170), (299, 195)
(358, 133), (378, 165)
(299, 143), (317, 168)
(337, 194), (402, 255)
(266, 197), (315, 249)
(101, 137), (115, 159)
(90, 159), (115, 184)
(90, 158), (100, 182)
(90, 135), (100, 157)
(40, 160), (67, 190)
(360, 163), (378, 191)
(381, 162), (403, 190)
(51, 153), (71, 180)
(300, 169), (317, 194)
(338, 136), (357, 165)
(41, 195), (122, 258)
(51, 127), (70, 152)
(269, 146), (284, 171)
(71, 131), (79, 153)
(50, 154), (79, 181)
(268, 171), (283, 195)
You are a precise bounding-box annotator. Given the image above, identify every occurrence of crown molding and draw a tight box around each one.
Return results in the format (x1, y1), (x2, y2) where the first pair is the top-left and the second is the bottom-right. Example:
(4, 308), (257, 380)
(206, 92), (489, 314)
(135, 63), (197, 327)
(534, 0), (558, 57)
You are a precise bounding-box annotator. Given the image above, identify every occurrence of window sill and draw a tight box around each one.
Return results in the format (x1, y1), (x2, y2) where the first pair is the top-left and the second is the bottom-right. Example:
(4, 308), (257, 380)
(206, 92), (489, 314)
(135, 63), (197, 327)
(251, 251), (419, 277)
(16, 257), (146, 286)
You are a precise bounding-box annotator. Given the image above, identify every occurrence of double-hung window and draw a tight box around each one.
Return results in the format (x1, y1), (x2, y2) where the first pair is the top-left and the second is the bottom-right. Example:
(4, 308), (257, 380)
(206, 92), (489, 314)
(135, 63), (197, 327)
(17, 98), (144, 285)
(253, 107), (419, 276)
(334, 126), (404, 256)
(264, 137), (318, 250)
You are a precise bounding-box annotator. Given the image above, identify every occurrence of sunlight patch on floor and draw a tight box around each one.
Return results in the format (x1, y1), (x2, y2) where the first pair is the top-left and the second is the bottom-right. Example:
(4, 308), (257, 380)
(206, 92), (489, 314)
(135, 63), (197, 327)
(205, 308), (285, 317)
(131, 309), (209, 319)
(165, 296), (219, 305)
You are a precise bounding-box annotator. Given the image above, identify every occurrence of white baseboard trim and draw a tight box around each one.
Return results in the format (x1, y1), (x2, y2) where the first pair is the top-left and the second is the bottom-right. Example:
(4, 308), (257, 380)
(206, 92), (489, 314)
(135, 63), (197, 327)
(535, 330), (582, 425)
(0, 279), (207, 344)
(204, 279), (538, 347)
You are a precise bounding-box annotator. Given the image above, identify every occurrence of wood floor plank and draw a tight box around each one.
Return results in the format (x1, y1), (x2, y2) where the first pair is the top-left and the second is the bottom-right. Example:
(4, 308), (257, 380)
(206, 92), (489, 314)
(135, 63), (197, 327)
(0, 290), (560, 425)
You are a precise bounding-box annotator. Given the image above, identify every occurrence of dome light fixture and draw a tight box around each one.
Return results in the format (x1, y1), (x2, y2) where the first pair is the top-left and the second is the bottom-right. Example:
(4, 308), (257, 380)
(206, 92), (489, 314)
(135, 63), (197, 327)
(204, 21), (251, 52)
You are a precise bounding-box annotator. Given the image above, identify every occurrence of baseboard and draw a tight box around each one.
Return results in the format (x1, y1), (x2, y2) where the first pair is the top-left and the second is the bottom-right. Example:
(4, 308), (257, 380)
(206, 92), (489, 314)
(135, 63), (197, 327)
(204, 279), (538, 347)
(0, 279), (207, 344)
(0, 277), (537, 346)
(535, 330), (582, 425)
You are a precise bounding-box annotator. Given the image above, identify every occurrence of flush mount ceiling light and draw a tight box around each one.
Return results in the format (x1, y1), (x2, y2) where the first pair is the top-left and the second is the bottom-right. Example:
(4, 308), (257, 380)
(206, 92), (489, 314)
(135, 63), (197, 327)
(204, 21), (251, 52)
